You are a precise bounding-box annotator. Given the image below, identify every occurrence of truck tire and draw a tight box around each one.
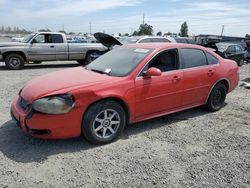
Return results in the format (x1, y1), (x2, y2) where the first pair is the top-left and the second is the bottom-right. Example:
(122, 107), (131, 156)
(237, 59), (244, 67)
(85, 53), (93, 65)
(5, 53), (25, 70)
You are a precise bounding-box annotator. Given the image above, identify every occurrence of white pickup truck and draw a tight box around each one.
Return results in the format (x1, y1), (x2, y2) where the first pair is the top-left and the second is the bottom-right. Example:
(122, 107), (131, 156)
(0, 32), (106, 69)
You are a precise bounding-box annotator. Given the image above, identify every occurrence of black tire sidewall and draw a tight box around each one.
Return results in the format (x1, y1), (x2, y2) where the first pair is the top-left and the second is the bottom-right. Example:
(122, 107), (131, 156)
(85, 53), (94, 65)
(5, 54), (25, 70)
(237, 59), (244, 66)
(82, 100), (126, 144)
(206, 83), (227, 112)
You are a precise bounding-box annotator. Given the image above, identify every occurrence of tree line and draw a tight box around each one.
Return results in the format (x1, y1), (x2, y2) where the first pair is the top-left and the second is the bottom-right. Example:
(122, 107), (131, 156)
(133, 21), (188, 37)
(0, 26), (31, 34)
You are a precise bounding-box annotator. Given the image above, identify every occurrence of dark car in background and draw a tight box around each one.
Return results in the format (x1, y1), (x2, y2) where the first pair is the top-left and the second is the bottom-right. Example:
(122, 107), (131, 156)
(215, 43), (245, 66)
(174, 37), (196, 44)
(245, 50), (250, 63)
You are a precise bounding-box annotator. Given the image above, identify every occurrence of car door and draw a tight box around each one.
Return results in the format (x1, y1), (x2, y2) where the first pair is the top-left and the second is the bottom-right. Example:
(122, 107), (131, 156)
(225, 45), (238, 61)
(180, 48), (217, 106)
(28, 34), (56, 61)
(234, 45), (245, 62)
(135, 49), (184, 118)
(51, 34), (68, 60)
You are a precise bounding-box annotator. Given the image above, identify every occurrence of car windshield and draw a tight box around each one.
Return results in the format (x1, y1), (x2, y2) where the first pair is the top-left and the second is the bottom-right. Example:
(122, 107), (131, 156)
(120, 37), (140, 44)
(216, 44), (228, 52)
(22, 33), (36, 43)
(86, 47), (152, 77)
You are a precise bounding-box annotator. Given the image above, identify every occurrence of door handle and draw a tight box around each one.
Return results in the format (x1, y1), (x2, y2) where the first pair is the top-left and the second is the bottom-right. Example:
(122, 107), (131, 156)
(208, 70), (214, 76)
(172, 76), (181, 82)
(50, 45), (55, 48)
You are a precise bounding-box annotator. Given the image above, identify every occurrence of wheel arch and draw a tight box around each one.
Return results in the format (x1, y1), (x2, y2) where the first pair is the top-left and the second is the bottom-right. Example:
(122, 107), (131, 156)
(3, 51), (27, 62)
(206, 78), (230, 103)
(85, 50), (100, 58)
(82, 97), (131, 125)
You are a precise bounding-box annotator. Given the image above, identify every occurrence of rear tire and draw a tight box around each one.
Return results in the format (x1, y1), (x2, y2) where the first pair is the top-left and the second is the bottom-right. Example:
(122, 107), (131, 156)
(205, 83), (227, 112)
(82, 100), (126, 145)
(5, 53), (25, 70)
(237, 58), (244, 67)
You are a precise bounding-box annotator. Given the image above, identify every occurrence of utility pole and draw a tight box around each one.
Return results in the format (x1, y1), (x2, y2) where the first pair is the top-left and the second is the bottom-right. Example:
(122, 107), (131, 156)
(142, 13), (145, 35)
(89, 22), (92, 35)
(221, 25), (224, 36)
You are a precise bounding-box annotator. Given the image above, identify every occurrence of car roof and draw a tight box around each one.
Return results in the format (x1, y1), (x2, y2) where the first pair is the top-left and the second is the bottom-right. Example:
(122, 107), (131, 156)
(216, 42), (240, 46)
(122, 43), (207, 51)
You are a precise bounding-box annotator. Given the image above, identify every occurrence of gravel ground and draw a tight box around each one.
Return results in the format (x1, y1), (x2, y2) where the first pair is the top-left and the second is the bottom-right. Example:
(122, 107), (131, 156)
(0, 61), (249, 188)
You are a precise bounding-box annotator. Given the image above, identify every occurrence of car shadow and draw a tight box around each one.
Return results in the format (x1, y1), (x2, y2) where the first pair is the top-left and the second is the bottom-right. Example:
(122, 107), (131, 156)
(0, 63), (80, 70)
(0, 106), (216, 163)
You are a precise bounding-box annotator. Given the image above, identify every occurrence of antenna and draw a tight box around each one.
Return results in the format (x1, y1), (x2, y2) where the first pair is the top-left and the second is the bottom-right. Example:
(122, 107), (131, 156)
(221, 25), (224, 36)
(89, 22), (92, 35)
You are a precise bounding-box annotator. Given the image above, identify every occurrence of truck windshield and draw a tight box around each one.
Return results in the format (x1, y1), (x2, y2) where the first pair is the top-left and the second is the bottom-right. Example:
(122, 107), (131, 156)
(86, 47), (152, 77)
(22, 34), (36, 43)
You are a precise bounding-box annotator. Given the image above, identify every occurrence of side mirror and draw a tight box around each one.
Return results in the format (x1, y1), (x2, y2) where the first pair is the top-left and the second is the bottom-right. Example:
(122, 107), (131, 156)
(143, 67), (162, 77)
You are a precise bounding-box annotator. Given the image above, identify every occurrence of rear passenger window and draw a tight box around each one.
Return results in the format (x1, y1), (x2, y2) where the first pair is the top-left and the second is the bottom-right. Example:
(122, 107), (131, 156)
(181, 48), (207, 68)
(152, 38), (170, 43)
(139, 38), (152, 43)
(206, 52), (219, 65)
(52, 34), (64, 43)
(227, 46), (235, 53)
(235, 45), (242, 52)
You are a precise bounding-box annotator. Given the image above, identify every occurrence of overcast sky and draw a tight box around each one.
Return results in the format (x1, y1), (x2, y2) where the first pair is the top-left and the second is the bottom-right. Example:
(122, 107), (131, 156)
(0, 0), (250, 37)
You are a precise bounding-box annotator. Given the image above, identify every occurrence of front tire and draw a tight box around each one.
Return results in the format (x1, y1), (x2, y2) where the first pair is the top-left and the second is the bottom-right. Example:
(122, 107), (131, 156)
(205, 83), (227, 112)
(84, 53), (93, 65)
(5, 53), (25, 70)
(82, 100), (126, 145)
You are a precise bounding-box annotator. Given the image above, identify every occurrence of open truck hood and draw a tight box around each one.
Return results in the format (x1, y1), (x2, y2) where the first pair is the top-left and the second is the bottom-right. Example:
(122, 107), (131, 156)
(94, 32), (122, 48)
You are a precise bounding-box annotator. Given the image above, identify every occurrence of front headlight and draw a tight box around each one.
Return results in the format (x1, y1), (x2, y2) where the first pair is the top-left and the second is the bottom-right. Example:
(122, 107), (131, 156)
(32, 94), (75, 114)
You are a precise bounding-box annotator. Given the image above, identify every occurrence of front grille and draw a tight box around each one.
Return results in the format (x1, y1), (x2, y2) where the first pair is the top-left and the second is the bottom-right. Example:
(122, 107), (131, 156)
(19, 97), (30, 110)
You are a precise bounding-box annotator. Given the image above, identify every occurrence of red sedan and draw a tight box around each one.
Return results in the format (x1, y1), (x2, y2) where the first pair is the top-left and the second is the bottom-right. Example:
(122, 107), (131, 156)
(11, 43), (239, 144)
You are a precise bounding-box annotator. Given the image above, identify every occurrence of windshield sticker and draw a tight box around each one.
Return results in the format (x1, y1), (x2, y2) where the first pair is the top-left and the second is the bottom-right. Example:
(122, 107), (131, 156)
(134, 49), (150, 53)
(104, 68), (112, 74)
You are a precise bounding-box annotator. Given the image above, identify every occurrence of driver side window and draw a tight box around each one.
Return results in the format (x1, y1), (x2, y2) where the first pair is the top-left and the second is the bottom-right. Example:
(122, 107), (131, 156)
(139, 50), (179, 76)
(32, 34), (52, 43)
(226, 46), (235, 53)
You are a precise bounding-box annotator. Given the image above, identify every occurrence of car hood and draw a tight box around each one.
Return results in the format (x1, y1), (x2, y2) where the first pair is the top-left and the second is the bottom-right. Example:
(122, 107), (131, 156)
(0, 42), (27, 47)
(20, 67), (116, 102)
(94, 32), (122, 48)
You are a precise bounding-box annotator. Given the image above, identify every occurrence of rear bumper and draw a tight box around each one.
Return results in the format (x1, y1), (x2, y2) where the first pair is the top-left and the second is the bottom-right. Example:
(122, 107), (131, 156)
(11, 95), (83, 139)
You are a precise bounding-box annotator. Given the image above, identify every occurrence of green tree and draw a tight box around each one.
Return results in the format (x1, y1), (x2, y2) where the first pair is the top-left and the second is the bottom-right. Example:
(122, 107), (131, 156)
(179, 21), (188, 37)
(39, 29), (51, 32)
(133, 23), (153, 36)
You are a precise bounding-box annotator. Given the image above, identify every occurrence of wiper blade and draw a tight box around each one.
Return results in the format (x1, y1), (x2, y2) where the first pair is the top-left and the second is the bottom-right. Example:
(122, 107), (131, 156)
(87, 68), (111, 76)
